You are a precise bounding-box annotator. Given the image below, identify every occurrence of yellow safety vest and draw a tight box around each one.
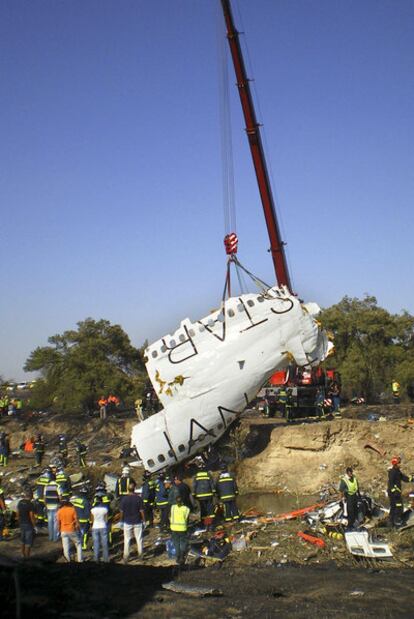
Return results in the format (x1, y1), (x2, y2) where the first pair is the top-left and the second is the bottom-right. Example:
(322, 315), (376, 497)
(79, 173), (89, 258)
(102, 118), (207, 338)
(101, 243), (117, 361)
(170, 504), (190, 532)
(342, 476), (358, 496)
(392, 381), (400, 394)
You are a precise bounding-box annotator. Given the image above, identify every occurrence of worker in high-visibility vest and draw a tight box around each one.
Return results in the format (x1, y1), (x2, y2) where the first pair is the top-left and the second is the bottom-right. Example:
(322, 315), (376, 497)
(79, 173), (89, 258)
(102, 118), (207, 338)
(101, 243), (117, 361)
(392, 380), (401, 402)
(339, 467), (360, 528)
(170, 495), (190, 567)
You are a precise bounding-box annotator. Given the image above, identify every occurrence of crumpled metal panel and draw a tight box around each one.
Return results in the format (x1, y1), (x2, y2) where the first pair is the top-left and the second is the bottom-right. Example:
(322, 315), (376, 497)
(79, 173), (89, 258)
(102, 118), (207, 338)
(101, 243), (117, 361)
(131, 286), (330, 472)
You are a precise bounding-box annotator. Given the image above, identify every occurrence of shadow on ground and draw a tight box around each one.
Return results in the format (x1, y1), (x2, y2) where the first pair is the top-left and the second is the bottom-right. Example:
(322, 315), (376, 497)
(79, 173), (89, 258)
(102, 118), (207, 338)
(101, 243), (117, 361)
(1, 561), (173, 619)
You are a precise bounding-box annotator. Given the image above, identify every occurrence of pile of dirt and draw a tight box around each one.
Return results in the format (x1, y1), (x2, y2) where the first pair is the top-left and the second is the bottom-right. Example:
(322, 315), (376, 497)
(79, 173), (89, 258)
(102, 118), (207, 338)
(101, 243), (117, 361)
(237, 417), (414, 495)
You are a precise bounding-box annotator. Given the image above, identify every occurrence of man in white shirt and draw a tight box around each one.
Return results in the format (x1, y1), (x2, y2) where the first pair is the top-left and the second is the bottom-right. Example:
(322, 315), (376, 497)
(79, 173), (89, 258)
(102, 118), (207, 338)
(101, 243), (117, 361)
(91, 495), (109, 563)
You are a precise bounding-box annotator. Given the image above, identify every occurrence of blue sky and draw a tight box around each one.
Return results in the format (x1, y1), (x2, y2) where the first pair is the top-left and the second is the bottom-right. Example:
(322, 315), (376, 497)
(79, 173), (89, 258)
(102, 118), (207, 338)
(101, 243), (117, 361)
(1, 0), (413, 380)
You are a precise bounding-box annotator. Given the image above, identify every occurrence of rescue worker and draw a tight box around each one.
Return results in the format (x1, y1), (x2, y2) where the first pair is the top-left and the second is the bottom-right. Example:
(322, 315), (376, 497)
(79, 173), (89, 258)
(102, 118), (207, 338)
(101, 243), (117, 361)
(98, 396), (108, 420)
(44, 469), (61, 541)
(75, 440), (88, 468)
(391, 379), (401, 402)
(155, 473), (171, 531)
(170, 495), (190, 568)
(134, 398), (145, 422)
(168, 474), (193, 509)
(285, 388), (295, 423)
(339, 467), (360, 528)
(93, 481), (114, 544)
(56, 466), (71, 496)
(141, 471), (156, 527)
(388, 457), (413, 527)
(216, 465), (239, 522)
(192, 466), (215, 528)
(115, 465), (135, 499)
(0, 432), (10, 466)
(58, 434), (68, 466)
(72, 486), (91, 550)
(0, 478), (6, 540)
(277, 387), (288, 417)
(329, 381), (341, 415)
(34, 434), (45, 466)
(34, 467), (51, 527)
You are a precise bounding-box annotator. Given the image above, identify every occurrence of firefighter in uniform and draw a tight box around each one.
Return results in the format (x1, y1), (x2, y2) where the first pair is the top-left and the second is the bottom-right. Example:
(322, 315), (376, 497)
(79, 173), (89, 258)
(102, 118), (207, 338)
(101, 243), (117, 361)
(75, 440), (88, 468)
(56, 467), (71, 496)
(115, 466), (135, 499)
(285, 388), (295, 423)
(142, 471), (156, 526)
(193, 466), (215, 528)
(216, 465), (239, 522)
(34, 468), (51, 527)
(155, 473), (171, 531)
(388, 457), (413, 527)
(72, 486), (91, 550)
(93, 482), (114, 544)
(339, 467), (360, 528)
(58, 434), (68, 466)
(34, 434), (45, 466)
(277, 387), (287, 417)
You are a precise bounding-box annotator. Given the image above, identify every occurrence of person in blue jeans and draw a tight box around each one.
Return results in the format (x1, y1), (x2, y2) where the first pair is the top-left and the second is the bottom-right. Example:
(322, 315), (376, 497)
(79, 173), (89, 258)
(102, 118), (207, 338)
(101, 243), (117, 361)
(44, 471), (61, 542)
(91, 495), (109, 562)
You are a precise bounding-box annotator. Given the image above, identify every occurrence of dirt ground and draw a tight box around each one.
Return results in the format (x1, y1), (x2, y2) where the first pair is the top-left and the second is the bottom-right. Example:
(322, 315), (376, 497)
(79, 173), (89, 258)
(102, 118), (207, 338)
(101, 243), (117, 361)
(2, 556), (414, 618)
(2, 405), (414, 617)
(238, 404), (414, 495)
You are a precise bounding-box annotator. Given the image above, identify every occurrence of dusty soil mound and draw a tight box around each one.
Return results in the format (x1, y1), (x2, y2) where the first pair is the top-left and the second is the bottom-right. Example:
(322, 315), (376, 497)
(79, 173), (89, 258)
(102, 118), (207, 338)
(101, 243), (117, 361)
(237, 417), (414, 495)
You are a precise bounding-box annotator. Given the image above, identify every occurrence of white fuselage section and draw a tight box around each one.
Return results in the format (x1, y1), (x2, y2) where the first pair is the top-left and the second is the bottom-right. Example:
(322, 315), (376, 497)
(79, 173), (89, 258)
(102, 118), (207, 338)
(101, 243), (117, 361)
(131, 286), (329, 473)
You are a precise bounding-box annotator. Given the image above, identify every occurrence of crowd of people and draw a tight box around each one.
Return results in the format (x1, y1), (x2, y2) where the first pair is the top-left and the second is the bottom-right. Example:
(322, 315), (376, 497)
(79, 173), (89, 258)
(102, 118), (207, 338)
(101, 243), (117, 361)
(0, 431), (240, 569)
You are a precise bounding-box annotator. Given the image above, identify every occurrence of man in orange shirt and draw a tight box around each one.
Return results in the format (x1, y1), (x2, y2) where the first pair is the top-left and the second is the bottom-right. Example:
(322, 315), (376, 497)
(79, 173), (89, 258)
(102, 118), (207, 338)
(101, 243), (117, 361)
(56, 498), (83, 562)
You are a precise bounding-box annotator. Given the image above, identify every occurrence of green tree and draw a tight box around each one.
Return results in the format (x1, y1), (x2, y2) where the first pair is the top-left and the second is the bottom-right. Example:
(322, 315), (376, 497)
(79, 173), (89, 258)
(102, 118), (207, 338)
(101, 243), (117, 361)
(320, 296), (414, 402)
(24, 318), (146, 413)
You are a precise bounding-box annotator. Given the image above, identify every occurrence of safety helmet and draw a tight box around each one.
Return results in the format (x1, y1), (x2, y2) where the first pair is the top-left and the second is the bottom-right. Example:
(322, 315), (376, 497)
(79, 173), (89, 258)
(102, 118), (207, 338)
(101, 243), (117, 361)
(122, 466), (130, 476)
(391, 457), (399, 465)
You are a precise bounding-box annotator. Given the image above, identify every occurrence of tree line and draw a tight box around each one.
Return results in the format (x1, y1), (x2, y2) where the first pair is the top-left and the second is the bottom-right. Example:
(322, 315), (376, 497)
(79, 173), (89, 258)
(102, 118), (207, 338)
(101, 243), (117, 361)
(21, 295), (414, 413)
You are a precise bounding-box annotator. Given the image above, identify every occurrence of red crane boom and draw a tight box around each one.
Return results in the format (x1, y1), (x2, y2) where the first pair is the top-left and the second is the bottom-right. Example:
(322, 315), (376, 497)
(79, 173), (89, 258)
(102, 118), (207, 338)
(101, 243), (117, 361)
(220, 0), (292, 292)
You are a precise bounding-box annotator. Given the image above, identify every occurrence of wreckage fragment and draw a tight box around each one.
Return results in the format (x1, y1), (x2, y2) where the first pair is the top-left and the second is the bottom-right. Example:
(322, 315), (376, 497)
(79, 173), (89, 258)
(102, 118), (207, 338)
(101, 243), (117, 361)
(345, 531), (392, 559)
(131, 286), (330, 472)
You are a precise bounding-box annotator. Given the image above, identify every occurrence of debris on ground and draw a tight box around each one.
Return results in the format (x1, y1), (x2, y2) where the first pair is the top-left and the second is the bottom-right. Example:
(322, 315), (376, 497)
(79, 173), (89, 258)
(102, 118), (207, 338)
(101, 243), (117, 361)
(162, 582), (223, 597)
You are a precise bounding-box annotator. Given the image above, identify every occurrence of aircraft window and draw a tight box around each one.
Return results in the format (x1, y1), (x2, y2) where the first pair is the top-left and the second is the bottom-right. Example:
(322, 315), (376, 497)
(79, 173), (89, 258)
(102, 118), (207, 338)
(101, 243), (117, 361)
(169, 339), (176, 347)
(147, 459), (155, 467)
(217, 313), (224, 322)
(198, 324), (205, 332)
(151, 351), (158, 358)
(168, 450), (174, 458)
(247, 300), (255, 307)
(227, 309), (235, 317)
(208, 318), (214, 327)
(178, 444), (185, 453)
(217, 423), (224, 430)
(257, 296), (265, 303)
(157, 454), (166, 463)
(237, 304), (244, 312)
(197, 433), (206, 441)
(179, 334), (186, 342)
(161, 345), (167, 353)
(188, 329), (195, 337)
